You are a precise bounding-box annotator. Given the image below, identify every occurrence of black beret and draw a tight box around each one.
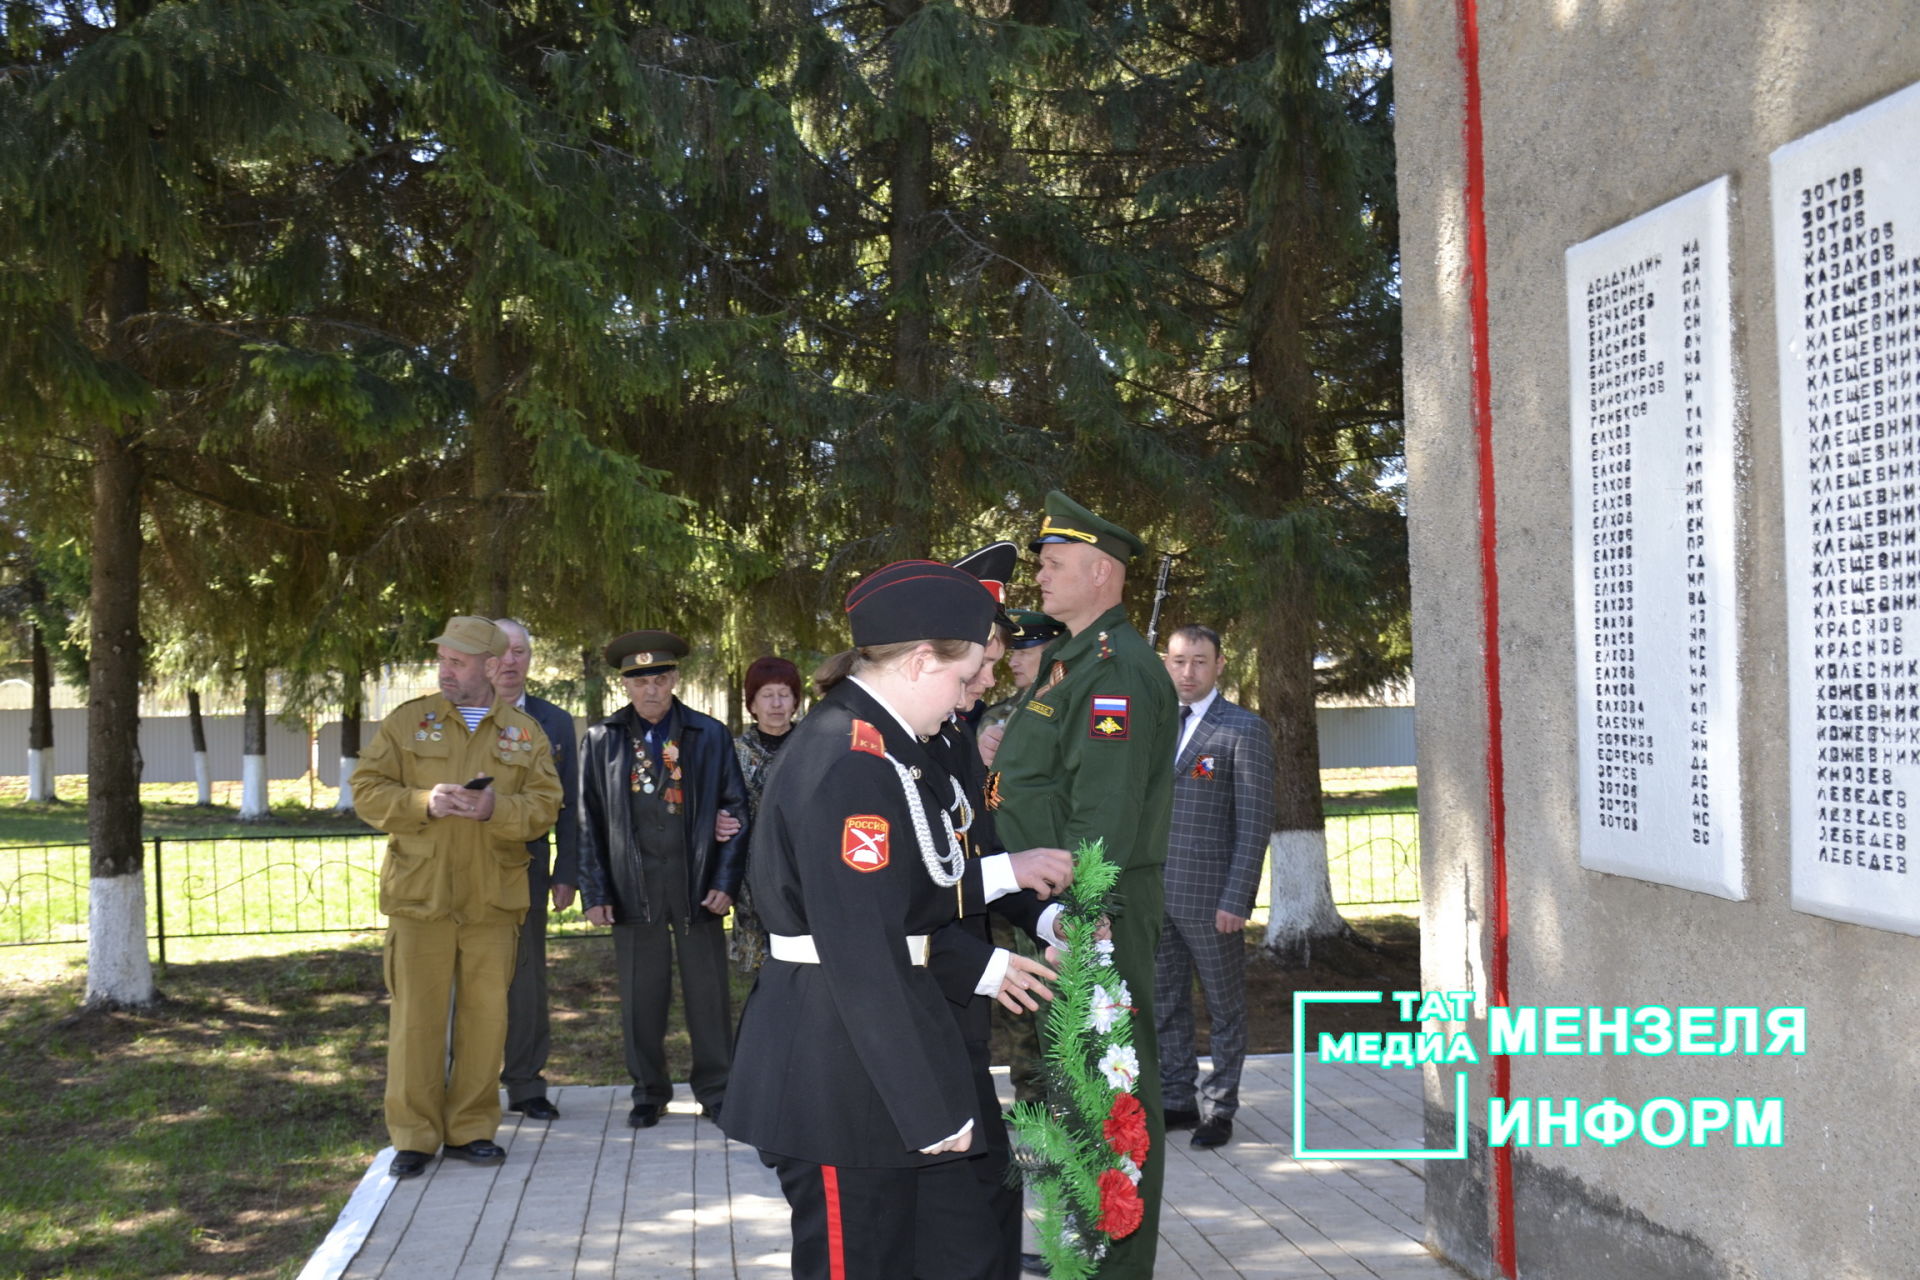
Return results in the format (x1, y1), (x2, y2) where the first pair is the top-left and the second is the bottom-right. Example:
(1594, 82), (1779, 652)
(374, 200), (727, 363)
(845, 560), (997, 648)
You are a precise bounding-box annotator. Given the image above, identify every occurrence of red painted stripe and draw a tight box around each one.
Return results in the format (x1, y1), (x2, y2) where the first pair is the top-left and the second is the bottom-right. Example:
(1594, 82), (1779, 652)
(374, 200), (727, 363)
(1454, 0), (1518, 1276)
(821, 1164), (847, 1280)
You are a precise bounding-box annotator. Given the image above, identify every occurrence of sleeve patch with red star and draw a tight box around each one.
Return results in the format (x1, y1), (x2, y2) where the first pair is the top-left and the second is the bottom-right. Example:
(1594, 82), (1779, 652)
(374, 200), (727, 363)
(841, 815), (890, 871)
(849, 719), (886, 757)
(1089, 695), (1131, 739)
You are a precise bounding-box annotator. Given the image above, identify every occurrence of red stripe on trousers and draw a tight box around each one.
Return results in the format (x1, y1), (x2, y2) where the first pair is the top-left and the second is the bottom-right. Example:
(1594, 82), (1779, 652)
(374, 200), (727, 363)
(821, 1164), (847, 1280)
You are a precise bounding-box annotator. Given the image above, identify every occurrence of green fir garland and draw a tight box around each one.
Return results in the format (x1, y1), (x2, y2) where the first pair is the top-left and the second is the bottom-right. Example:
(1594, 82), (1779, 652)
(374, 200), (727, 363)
(1009, 839), (1149, 1280)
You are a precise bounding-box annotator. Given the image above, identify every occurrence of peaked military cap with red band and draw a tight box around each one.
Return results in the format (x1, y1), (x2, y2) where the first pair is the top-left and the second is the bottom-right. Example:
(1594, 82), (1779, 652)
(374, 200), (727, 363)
(950, 541), (1017, 604)
(1028, 489), (1147, 564)
(604, 629), (688, 677)
(844, 560), (997, 647)
(951, 540), (1018, 629)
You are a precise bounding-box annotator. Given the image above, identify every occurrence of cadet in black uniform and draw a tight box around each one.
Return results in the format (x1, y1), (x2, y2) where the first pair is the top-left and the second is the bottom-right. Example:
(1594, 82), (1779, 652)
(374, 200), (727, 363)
(723, 559), (1009, 1280)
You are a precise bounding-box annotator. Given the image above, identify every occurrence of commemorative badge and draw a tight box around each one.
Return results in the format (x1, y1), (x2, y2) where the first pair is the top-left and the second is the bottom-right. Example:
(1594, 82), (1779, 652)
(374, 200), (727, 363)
(1089, 694), (1131, 740)
(1039, 661), (1068, 696)
(984, 770), (1002, 811)
(849, 718), (886, 757)
(841, 814), (891, 872)
(1192, 754), (1216, 780)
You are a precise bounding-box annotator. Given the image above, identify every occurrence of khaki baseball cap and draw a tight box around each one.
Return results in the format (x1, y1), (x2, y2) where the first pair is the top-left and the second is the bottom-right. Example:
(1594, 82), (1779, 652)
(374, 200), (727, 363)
(429, 616), (508, 657)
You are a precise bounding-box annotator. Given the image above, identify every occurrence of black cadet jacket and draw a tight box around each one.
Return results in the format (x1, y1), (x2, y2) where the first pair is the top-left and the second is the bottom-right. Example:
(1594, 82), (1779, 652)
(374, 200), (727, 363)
(721, 679), (977, 1168)
(576, 700), (749, 924)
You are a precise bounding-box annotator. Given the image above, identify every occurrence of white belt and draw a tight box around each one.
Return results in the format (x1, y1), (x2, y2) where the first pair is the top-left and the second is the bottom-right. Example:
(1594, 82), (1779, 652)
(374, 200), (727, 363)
(769, 932), (929, 966)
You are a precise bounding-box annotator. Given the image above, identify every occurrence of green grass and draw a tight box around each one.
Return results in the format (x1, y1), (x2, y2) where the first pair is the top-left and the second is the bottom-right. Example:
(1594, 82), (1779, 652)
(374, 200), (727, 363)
(0, 932), (749, 1279)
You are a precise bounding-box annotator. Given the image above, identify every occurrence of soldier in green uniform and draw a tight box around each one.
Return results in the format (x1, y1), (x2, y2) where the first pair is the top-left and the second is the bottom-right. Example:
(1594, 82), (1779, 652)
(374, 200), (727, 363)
(987, 492), (1177, 1280)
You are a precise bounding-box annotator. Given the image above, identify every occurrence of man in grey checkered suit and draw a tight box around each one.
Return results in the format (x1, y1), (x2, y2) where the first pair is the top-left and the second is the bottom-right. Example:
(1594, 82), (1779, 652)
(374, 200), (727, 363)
(1155, 624), (1276, 1149)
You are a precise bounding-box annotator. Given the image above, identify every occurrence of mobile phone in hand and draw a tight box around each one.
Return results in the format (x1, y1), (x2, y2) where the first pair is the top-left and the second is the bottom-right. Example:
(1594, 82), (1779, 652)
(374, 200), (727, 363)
(463, 775), (494, 790)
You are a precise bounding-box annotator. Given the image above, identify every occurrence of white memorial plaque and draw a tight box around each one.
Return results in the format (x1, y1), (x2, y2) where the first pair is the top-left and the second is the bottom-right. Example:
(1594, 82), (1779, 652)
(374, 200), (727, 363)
(1775, 81), (1920, 934)
(1568, 177), (1743, 897)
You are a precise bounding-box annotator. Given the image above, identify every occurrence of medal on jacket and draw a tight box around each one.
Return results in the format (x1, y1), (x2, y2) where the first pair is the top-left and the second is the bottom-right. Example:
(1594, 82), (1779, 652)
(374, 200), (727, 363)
(663, 740), (684, 813)
(630, 738), (655, 795)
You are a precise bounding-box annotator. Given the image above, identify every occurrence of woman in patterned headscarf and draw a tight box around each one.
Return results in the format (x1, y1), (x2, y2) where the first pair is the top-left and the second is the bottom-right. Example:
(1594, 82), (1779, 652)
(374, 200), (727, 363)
(729, 655), (803, 973)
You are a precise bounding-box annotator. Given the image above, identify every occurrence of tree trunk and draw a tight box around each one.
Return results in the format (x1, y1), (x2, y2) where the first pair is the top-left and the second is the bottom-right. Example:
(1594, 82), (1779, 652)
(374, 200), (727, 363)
(469, 296), (513, 617)
(336, 671), (362, 813)
(187, 688), (211, 805)
(582, 647), (605, 723)
(1258, 574), (1348, 962)
(884, 2), (937, 558)
(86, 346), (155, 1006)
(239, 662), (269, 819)
(27, 618), (55, 803)
(1239, 33), (1348, 963)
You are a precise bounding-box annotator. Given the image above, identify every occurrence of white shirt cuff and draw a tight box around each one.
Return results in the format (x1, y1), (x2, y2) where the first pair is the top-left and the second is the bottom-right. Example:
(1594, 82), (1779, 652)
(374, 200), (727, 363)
(980, 852), (1019, 902)
(920, 1117), (975, 1153)
(1037, 903), (1065, 950)
(975, 947), (1012, 997)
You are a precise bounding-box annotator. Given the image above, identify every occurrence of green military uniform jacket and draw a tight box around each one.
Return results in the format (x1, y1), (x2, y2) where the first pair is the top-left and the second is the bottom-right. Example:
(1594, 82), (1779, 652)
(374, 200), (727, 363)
(353, 693), (564, 926)
(990, 606), (1177, 875)
(988, 605), (1176, 1280)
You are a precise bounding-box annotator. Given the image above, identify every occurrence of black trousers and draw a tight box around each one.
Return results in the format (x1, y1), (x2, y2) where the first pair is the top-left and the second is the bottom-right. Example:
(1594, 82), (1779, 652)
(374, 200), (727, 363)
(611, 913), (731, 1110)
(501, 860), (551, 1104)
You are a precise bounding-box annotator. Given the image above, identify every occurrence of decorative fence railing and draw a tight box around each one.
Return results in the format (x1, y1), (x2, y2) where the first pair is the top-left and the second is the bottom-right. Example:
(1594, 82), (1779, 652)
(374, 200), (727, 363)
(0, 832), (386, 964)
(1322, 808), (1421, 907)
(1, 809), (1419, 955)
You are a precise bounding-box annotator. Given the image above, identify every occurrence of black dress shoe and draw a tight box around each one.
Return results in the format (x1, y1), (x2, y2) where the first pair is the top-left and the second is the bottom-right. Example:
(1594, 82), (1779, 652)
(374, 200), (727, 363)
(1162, 1106), (1200, 1130)
(1019, 1251), (1051, 1277)
(390, 1149), (433, 1179)
(628, 1103), (662, 1129)
(510, 1097), (560, 1121)
(1191, 1116), (1233, 1148)
(699, 1102), (722, 1122)
(443, 1139), (506, 1164)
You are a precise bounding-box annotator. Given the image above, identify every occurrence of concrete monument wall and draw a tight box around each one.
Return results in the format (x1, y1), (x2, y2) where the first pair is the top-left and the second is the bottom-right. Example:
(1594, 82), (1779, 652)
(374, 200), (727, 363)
(1394, 2), (1920, 1276)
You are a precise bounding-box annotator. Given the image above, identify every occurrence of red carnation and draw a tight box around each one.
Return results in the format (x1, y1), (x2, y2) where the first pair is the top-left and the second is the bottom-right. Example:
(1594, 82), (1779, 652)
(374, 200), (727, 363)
(1096, 1168), (1145, 1238)
(1103, 1092), (1150, 1165)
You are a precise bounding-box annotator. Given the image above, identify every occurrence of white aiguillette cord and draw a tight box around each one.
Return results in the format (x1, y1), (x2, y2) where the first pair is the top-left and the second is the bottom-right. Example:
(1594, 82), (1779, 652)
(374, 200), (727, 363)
(884, 750), (970, 886)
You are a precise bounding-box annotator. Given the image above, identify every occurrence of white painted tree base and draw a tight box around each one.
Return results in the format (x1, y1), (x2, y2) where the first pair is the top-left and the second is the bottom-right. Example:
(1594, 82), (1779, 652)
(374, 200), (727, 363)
(27, 748), (54, 802)
(1264, 827), (1349, 961)
(194, 752), (211, 806)
(86, 873), (156, 1007)
(239, 753), (268, 819)
(334, 755), (358, 813)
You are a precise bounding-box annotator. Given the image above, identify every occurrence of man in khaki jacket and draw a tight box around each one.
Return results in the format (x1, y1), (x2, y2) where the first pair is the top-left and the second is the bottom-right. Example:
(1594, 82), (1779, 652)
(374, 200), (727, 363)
(353, 616), (563, 1179)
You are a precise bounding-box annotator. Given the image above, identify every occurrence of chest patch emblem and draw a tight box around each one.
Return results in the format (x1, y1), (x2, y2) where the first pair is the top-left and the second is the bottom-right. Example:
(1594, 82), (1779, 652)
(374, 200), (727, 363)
(1192, 754), (1216, 780)
(1090, 695), (1131, 740)
(850, 719), (886, 757)
(842, 815), (891, 872)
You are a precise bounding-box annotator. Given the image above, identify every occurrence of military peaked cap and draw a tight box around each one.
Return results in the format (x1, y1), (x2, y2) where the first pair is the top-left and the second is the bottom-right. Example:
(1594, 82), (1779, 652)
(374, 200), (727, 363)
(1027, 490), (1147, 564)
(605, 629), (688, 677)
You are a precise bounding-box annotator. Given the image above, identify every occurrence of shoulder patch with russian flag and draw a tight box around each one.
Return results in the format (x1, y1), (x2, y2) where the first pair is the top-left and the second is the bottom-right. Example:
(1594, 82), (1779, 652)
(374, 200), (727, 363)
(841, 815), (890, 872)
(849, 719), (885, 757)
(1089, 694), (1131, 740)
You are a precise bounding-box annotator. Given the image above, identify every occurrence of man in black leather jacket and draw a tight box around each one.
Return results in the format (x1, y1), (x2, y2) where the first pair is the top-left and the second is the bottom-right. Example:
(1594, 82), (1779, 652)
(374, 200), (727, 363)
(577, 629), (750, 1128)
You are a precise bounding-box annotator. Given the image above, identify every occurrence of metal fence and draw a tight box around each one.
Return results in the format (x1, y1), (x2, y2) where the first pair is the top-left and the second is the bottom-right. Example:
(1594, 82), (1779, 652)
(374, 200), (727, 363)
(0, 832), (387, 964)
(1323, 808), (1421, 907)
(1, 810), (1418, 955)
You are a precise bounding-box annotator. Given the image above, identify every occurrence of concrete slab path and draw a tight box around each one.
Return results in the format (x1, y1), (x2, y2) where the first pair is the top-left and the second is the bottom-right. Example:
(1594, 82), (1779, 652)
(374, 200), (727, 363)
(324, 1055), (1460, 1279)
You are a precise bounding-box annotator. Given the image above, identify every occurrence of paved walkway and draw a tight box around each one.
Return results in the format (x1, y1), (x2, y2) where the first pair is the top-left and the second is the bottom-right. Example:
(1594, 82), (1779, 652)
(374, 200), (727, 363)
(325, 1055), (1459, 1279)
